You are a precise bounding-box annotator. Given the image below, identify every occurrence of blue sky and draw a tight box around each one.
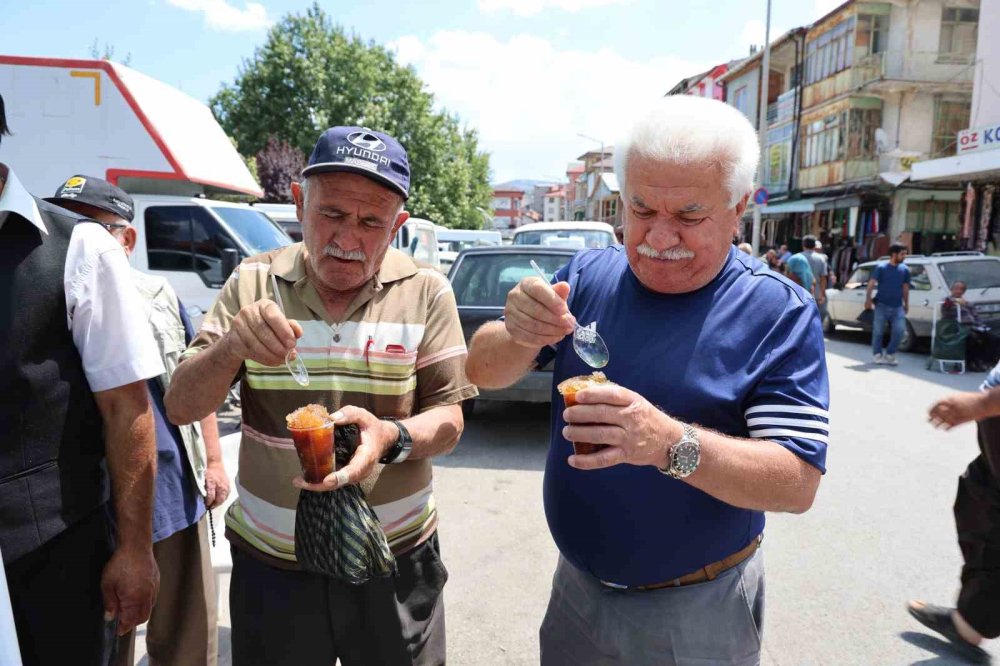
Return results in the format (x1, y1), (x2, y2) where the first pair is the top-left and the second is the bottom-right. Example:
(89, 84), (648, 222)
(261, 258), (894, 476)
(3, 0), (842, 183)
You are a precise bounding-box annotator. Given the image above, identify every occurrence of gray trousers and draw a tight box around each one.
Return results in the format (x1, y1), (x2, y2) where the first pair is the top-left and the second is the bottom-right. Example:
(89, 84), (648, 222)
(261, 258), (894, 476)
(540, 549), (764, 666)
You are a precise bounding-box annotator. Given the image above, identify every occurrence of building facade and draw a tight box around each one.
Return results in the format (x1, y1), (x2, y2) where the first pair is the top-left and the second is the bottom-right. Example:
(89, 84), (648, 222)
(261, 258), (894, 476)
(491, 188), (526, 230)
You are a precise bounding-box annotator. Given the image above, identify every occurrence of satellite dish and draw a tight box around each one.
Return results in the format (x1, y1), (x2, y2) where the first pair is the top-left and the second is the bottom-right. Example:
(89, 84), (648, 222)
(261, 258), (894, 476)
(875, 128), (889, 153)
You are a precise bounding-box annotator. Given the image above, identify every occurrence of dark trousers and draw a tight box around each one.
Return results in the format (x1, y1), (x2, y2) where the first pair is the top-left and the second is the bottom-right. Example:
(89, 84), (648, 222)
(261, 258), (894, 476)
(230, 532), (448, 666)
(967, 329), (1000, 371)
(6, 506), (115, 666)
(956, 415), (1000, 637)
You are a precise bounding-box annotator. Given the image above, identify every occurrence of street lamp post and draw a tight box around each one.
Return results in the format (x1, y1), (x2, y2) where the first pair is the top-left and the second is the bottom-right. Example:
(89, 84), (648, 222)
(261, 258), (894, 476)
(751, 0), (773, 256)
(577, 132), (605, 220)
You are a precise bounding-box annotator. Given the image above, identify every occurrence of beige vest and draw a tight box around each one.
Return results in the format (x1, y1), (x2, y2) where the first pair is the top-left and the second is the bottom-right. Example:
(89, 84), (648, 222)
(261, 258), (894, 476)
(132, 269), (207, 497)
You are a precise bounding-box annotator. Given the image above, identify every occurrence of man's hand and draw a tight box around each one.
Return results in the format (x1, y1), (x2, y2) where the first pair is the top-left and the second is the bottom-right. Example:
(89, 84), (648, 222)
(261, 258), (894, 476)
(292, 406), (397, 492)
(929, 392), (987, 429)
(204, 460), (231, 509)
(503, 277), (576, 350)
(223, 299), (304, 366)
(101, 546), (159, 636)
(864, 299), (874, 310)
(562, 384), (684, 471)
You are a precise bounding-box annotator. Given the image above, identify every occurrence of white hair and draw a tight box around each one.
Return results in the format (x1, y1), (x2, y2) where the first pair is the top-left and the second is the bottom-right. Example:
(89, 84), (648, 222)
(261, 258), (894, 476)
(614, 95), (761, 207)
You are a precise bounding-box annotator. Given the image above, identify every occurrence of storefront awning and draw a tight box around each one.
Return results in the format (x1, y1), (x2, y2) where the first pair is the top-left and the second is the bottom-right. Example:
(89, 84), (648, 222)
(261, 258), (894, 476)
(911, 150), (1000, 184)
(759, 196), (843, 214)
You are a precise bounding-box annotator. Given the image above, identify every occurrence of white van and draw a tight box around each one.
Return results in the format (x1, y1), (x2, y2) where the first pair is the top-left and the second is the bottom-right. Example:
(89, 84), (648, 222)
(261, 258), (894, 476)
(436, 227), (502, 272)
(512, 221), (615, 249)
(132, 196), (291, 320)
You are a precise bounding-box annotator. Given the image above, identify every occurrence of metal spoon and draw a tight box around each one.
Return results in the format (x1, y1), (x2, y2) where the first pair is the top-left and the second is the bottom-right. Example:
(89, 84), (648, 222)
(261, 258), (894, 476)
(270, 273), (310, 386)
(529, 260), (609, 369)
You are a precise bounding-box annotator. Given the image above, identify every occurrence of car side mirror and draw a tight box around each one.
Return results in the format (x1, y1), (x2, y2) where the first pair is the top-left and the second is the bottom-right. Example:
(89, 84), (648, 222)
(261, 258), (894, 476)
(221, 248), (241, 282)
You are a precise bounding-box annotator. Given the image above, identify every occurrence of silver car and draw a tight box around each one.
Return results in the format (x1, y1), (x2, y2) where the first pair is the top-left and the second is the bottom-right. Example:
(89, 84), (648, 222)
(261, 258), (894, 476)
(824, 251), (1000, 352)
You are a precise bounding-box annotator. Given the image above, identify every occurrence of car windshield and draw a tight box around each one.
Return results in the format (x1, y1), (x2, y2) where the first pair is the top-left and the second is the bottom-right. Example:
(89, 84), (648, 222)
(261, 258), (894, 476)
(451, 253), (572, 307)
(939, 260), (1000, 291)
(211, 207), (292, 255)
(514, 230), (613, 249)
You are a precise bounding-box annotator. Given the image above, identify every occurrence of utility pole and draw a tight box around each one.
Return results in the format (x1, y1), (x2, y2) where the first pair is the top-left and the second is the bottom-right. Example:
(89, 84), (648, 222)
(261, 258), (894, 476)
(751, 0), (772, 256)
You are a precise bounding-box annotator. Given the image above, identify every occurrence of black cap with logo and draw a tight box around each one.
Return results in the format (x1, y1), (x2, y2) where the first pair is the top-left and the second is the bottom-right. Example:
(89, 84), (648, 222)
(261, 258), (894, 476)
(45, 175), (135, 223)
(303, 126), (410, 200)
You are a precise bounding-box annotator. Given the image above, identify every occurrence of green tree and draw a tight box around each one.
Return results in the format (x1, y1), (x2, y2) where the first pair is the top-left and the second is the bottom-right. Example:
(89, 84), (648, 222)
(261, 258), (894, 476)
(210, 4), (492, 228)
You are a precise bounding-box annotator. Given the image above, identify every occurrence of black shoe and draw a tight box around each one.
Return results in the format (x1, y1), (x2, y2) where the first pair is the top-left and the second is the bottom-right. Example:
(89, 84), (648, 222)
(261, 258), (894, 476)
(908, 602), (992, 664)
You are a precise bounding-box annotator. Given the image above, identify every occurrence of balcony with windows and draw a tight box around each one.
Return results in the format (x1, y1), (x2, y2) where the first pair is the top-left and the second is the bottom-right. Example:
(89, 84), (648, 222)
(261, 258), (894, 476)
(798, 102), (882, 190)
(853, 50), (975, 93)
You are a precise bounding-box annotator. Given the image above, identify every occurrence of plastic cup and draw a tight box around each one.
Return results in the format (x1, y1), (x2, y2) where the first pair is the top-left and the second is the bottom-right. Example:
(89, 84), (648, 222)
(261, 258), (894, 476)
(287, 421), (335, 484)
(557, 372), (613, 455)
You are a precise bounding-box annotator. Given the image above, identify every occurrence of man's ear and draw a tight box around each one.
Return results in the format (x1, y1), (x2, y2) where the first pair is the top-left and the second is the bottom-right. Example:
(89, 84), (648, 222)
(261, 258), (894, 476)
(123, 226), (137, 256)
(291, 182), (304, 221)
(393, 210), (410, 234)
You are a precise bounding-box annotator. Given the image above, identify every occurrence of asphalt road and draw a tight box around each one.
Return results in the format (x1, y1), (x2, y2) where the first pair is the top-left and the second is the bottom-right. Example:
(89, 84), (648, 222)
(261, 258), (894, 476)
(136, 328), (995, 665)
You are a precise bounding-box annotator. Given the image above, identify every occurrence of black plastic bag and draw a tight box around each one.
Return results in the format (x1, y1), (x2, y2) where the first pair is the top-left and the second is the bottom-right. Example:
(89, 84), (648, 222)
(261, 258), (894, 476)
(294, 423), (397, 584)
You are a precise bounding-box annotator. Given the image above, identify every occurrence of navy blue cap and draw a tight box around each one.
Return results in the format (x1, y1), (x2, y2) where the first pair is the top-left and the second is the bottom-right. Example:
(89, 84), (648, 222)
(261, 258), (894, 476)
(45, 175), (135, 222)
(302, 126), (410, 200)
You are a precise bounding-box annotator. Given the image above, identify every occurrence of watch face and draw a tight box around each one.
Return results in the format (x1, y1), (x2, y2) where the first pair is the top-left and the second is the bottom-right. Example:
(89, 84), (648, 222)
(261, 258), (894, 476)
(672, 440), (700, 476)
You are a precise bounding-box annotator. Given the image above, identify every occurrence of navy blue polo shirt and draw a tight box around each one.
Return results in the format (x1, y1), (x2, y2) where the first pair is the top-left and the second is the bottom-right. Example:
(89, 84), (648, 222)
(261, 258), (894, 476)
(536, 246), (829, 587)
(149, 301), (204, 543)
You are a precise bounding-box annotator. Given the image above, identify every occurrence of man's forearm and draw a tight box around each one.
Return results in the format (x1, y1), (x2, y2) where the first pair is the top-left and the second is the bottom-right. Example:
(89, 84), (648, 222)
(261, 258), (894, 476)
(200, 413), (223, 465)
(685, 428), (822, 514)
(466, 321), (541, 389)
(395, 404), (465, 459)
(95, 382), (157, 551)
(166, 340), (243, 425)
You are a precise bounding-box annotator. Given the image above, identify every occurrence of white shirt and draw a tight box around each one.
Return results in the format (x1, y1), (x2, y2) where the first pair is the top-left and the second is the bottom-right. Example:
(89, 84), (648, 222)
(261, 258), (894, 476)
(0, 165), (164, 391)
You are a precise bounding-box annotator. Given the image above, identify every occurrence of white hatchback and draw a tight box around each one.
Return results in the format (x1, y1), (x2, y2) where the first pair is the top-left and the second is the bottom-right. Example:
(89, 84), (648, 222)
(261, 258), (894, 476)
(824, 251), (1000, 352)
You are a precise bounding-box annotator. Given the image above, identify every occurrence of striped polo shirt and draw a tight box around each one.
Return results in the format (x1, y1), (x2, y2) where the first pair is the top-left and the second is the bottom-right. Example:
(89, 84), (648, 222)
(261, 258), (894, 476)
(182, 244), (477, 566)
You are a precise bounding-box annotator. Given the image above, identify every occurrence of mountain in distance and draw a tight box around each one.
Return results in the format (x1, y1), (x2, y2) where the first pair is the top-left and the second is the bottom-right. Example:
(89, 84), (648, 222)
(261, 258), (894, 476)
(493, 178), (559, 192)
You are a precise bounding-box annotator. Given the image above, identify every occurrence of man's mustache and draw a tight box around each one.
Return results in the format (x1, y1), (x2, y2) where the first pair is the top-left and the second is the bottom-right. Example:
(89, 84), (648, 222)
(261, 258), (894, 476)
(324, 245), (366, 261)
(637, 244), (695, 260)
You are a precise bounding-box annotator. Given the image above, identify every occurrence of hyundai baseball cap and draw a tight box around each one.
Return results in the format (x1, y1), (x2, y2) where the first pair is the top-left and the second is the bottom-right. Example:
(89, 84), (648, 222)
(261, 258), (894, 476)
(45, 175), (135, 223)
(302, 126), (410, 200)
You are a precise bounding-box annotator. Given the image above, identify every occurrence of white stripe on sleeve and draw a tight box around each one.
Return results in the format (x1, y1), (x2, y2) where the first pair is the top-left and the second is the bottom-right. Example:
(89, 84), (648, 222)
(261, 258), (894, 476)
(748, 428), (830, 445)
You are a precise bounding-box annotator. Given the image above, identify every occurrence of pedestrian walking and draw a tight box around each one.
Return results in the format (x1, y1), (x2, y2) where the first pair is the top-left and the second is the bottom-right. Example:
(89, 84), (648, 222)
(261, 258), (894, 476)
(48, 176), (230, 666)
(0, 95), (163, 665)
(865, 242), (911, 365)
(802, 235), (829, 313)
(466, 95), (829, 666)
(165, 126), (477, 665)
(908, 364), (1000, 664)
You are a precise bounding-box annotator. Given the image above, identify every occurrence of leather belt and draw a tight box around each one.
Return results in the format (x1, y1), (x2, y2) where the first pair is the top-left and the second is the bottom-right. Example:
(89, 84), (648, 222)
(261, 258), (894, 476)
(607, 534), (763, 592)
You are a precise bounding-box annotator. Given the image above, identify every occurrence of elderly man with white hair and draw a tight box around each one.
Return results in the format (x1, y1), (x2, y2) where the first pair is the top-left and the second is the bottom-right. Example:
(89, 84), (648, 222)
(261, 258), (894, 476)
(466, 95), (829, 665)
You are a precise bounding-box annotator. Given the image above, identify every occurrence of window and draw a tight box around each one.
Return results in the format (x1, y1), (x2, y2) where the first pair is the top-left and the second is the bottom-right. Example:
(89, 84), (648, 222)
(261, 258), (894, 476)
(802, 108), (881, 168)
(939, 8), (979, 61)
(845, 267), (872, 289)
(733, 86), (749, 116)
(451, 252), (572, 307)
(492, 197), (512, 210)
(905, 200), (961, 233)
(145, 206), (233, 286)
(211, 207), (290, 255)
(939, 260), (1000, 291)
(931, 98), (971, 157)
(908, 264), (932, 291)
(805, 17), (855, 85)
(856, 14), (890, 58)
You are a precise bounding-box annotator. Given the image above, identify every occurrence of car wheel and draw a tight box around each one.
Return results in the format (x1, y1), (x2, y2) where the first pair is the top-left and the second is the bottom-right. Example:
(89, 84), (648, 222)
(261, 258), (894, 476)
(461, 399), (475, 418)
(897, 320), (918, 353)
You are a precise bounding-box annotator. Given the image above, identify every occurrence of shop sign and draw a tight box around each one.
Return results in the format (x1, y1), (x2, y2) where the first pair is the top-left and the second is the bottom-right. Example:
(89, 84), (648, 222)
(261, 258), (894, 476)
(957, 124), (1000, 155)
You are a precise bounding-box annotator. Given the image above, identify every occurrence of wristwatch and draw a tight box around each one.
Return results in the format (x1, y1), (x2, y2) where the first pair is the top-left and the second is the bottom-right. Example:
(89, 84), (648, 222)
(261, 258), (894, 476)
(379, 418), (413, 464)
(659, 423), (700, 479)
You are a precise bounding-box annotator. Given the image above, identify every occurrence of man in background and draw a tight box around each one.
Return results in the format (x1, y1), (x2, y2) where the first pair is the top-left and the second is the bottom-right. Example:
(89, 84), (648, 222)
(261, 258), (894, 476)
(865, 243), (911, 366)
(48, 176), (230, 666)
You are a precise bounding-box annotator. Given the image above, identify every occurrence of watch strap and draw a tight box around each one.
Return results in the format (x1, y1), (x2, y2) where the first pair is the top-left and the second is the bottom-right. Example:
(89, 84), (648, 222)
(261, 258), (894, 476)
(379, 418), (413, 464)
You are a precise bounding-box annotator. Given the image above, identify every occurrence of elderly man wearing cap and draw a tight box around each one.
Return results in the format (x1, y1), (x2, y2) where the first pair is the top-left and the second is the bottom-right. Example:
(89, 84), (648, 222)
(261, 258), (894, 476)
(47, 176), (229, 666)
(166, 126), (477, 665)
(0, 96), (163, 665)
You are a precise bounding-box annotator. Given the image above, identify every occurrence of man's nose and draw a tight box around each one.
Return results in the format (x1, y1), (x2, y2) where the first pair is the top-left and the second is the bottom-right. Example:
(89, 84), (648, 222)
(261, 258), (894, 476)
(644, 219), (682, 250)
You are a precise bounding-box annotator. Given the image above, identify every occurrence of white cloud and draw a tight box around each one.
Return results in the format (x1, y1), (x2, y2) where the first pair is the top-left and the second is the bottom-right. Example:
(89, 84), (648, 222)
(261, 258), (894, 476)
(167, 0), (271, 32)
(391, 31), (707, 182)
(477, 0), (632, 17)
(737, 18), (790, 53)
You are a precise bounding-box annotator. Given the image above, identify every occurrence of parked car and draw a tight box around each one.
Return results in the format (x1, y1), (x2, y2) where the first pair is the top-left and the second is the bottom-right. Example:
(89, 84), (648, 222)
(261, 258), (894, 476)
(824, 251), (1000, 352)
(253, 203), (301, 241)
(437, 228), (503, 273)
(449, 245), (578, 414)
(512, 221), (615, 250)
